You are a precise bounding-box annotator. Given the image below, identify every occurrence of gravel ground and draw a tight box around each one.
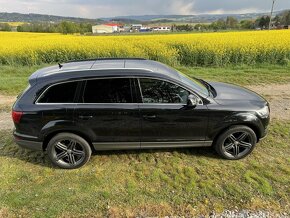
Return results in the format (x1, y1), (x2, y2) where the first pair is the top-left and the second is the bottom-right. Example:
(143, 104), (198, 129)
(207, 210), (289, 217)
(247, 83), (290, 121)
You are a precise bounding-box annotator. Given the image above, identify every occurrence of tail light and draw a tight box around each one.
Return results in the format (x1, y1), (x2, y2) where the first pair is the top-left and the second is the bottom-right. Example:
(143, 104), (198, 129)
(12, 110), (23, 124)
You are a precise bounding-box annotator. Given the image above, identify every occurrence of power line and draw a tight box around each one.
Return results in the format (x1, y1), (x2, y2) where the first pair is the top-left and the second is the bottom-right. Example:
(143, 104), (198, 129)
(269, 0), (277, 30)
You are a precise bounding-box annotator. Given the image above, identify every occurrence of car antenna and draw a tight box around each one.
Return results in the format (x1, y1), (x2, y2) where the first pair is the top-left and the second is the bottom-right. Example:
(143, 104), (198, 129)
(58, 63), (63, 69)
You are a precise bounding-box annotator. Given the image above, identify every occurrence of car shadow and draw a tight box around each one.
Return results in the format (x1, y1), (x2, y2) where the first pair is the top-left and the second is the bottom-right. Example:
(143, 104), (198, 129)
(93, 146), (219, 159)
(0, 144), (220, 169)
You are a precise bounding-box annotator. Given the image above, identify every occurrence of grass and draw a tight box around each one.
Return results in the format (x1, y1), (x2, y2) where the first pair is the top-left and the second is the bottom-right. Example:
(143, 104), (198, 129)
(177, 64), (290, 86)
(0, 63), (289, 216)
(0, 121), (289, 217)
(0, 64), (290, 96)
(0, 65), (46, 96)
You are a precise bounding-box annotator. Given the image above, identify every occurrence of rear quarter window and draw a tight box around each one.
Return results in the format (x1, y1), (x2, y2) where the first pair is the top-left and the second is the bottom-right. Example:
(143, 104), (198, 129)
(37, 81), (78, 103)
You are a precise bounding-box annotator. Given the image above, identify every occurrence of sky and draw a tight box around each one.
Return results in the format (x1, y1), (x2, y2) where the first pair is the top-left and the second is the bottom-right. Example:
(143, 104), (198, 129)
(0, 0), (290, 18)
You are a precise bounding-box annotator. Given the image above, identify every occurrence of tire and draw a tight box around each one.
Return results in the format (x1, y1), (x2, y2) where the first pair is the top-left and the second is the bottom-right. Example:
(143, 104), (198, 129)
(214, 125), (257, 160)
(47, 133), (92, 169)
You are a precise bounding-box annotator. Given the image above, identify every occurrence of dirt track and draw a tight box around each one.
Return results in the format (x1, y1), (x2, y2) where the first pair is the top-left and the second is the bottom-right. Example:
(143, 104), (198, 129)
(1, 83), (290, 130)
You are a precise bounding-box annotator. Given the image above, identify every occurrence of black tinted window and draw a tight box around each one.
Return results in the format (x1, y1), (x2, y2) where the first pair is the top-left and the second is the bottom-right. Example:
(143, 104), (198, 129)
(83, 78), (133, 103)
(139, 78), (189, 104)
(38, 81), (78, 103)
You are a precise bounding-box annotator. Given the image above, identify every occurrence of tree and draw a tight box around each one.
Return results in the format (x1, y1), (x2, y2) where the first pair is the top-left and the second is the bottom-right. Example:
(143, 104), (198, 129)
(0, 23), (12, 31)
(281, 10), (290, 25)
(194, 23), (209, 31)
(256, 16), (270, 29)
(240, 20), (255, 29)
(273, 15), (281, 27)
(226, 16), (238, 29)
(210, 19), (226, 30)
(176, 24), (194, 32)
(58, 21), (78, 34)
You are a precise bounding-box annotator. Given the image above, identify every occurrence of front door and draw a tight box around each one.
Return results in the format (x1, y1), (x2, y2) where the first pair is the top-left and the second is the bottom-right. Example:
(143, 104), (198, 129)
(74, 78), (141, 150)
(137, 78), (209, 148)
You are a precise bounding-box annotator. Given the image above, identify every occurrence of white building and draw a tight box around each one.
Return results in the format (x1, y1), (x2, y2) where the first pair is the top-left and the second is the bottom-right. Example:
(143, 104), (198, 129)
(152, 26), (171, 32)
(92, 24), (120, 34)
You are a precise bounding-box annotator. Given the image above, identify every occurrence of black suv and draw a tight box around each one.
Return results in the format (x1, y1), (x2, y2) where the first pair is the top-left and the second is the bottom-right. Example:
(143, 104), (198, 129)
(12, 58), (270, 169)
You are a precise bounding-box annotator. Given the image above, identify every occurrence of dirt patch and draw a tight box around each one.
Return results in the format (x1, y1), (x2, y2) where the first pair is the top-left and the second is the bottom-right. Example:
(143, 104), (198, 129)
(0, 94), (15, 111)
(246, 83), (290, 121)
(0, 112), (13, 130)
(0, 95), (15, 130)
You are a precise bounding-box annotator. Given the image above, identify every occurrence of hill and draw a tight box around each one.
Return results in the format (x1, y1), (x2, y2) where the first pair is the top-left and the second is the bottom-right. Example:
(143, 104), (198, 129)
(0, 12), (103, 23)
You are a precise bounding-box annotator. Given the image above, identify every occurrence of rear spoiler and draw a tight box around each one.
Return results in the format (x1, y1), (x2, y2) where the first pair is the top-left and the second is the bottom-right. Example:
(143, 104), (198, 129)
(28, 65), (60, 85)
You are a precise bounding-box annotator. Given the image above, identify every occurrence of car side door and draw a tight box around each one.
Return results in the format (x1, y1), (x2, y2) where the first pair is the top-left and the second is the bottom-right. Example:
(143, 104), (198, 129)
(73, 77), (141, 150)
(136, 77), (209, 148)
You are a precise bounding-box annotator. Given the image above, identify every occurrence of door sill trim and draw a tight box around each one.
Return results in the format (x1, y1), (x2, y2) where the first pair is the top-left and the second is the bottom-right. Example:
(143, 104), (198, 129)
(141, 141), (212, 149)
(92, 141), (212, 150)
(92, 142), (140, 150)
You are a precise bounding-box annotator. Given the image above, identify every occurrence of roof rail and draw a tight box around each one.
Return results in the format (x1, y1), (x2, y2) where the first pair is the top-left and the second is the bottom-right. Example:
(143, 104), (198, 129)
(65, 57), (147, 63)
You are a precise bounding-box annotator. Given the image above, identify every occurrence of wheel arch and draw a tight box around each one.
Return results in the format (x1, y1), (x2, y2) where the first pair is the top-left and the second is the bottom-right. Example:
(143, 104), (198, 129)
(42, 130), (94, 151)
(212, 122), (261, 145)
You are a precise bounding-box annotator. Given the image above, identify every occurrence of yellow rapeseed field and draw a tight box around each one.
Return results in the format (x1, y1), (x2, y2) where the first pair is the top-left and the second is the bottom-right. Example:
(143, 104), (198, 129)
(0, 30), (289, 66)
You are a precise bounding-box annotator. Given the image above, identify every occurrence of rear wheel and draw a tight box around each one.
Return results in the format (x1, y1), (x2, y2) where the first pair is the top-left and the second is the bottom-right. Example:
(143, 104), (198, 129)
(214, 125), (257, 160)
(47, 133), (92, 169)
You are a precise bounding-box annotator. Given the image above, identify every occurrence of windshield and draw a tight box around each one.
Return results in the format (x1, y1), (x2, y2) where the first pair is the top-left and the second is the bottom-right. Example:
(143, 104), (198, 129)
(179, 72), (209, 96)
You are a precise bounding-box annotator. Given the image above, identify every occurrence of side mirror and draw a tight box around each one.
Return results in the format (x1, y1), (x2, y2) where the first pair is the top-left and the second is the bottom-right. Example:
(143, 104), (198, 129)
(187, 94), (198, 108)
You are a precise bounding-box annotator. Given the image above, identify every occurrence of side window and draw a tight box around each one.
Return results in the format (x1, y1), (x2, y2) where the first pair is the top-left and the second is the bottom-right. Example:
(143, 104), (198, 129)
(37, 81), (78, 103)
(83, 78), (133, 103)
(139, 78), (190, 104)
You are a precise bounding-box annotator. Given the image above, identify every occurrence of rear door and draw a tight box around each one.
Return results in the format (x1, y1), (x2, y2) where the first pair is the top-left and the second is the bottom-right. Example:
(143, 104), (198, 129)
(36, 81), (80, 137)
(137, 78), (209, 147)
(74, 77), (141, 150)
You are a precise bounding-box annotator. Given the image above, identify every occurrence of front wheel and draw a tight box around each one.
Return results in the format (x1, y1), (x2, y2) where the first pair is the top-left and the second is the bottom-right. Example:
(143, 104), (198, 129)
(47, 133), (92, 169)
(214, 125), (257, 160)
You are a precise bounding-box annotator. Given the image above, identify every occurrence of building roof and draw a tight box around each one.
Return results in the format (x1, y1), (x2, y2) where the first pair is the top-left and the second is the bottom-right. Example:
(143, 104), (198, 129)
(104, 23), (122, 27)
(29, 58), (181, 85)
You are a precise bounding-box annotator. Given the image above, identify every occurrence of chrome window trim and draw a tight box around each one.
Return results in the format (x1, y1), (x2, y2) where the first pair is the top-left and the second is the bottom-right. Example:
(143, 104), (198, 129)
(35, 76), (134, 105)
(35, 76), (203, 105)
(35, 103), (188, 106)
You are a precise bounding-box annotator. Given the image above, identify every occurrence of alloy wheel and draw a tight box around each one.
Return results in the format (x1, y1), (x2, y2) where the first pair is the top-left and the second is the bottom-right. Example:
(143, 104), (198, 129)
(222, 131), (253, 158)
(53, 139), (86, 166)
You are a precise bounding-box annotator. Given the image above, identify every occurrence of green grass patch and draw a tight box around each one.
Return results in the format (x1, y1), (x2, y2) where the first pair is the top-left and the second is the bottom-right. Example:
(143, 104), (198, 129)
(0, 121), (289, 217)
(177, 64), (290, 86)
(0, 65), (47, 96)
(0, 64), (290, 96)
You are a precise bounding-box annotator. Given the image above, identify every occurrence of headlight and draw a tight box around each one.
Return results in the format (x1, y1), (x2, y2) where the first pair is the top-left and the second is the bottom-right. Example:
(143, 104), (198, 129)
(257, 106), (269, 118)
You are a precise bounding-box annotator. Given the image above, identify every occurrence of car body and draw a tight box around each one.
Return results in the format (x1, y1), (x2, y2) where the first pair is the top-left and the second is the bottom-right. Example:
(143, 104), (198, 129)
(12, 58), (270, 169)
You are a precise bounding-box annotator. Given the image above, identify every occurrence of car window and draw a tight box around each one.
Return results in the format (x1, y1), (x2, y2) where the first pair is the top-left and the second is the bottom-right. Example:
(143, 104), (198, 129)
(83, 78), (133, 103)
(139, 78), (190, 104)
(37, 81), (78, 103)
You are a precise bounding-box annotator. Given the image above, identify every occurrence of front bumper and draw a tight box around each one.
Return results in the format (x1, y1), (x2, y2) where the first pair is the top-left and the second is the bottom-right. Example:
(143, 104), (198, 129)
(13, 131), (42, 151)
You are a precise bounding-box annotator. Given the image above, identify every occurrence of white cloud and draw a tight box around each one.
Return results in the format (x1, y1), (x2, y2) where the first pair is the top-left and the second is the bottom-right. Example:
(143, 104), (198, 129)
(0, 0), (290, 18)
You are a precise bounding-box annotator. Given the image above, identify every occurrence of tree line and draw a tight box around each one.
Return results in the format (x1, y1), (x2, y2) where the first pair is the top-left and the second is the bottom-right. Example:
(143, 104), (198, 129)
(0, 21), (93, 34)
(1, 10), (290, 34)
(174, 10), (290, 31)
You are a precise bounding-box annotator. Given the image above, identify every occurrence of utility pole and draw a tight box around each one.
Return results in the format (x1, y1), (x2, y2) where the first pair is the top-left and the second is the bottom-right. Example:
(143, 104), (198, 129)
(269, 0), (277, 30)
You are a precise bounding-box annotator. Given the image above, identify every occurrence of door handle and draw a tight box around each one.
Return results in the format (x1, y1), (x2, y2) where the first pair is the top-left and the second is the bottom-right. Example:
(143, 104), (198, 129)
(143, 115), (157, 119)
(78, 115), (93, 120)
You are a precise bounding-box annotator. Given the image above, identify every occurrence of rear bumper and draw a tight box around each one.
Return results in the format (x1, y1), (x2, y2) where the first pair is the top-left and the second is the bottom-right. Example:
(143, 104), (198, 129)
(14, 138), (43, 151)
(13, 131), (42, 151)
